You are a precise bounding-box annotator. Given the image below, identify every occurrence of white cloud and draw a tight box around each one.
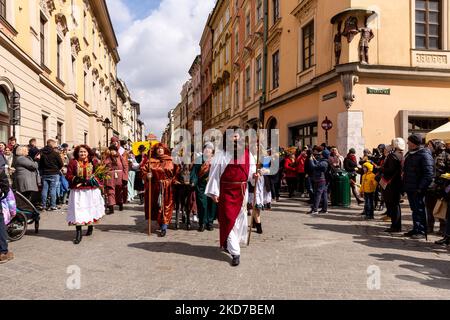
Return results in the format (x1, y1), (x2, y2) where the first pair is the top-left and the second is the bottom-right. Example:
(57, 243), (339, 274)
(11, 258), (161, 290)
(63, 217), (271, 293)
(108, 0), (215, 139)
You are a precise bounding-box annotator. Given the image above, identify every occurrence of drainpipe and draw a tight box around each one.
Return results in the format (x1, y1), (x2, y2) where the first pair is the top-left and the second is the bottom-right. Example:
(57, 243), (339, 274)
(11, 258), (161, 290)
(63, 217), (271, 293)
(259, 0), (269, 129)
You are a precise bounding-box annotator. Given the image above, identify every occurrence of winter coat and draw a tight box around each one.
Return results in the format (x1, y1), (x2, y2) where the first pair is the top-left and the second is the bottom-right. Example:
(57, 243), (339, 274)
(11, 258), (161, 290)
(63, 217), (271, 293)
(309, 157), (329, 183)
(360, 162), (378, 194)
(13, 156), (39, 193)
(402, 147), (434, 193)
(284, 158), (297, 178)
(344, 154), (358, 174)
(380, 151), (403, 204)
(39, 146), (64, 176)
(296, 155), (306, 174)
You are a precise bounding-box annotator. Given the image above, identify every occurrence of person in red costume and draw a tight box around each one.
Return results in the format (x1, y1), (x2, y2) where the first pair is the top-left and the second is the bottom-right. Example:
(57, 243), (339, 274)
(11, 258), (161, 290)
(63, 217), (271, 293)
(205, 130), (256, 267)
(140, 143), (178, 237)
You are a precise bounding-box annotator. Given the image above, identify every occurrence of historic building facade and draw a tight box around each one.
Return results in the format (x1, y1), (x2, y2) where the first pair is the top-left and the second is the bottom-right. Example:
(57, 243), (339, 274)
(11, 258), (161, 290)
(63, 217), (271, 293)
(0, 0), (143, 147)
(263, 0), (450, 155)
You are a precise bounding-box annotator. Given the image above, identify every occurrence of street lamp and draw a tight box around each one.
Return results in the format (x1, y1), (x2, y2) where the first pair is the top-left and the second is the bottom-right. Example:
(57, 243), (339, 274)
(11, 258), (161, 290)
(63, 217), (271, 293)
(103, 117), (112, 147)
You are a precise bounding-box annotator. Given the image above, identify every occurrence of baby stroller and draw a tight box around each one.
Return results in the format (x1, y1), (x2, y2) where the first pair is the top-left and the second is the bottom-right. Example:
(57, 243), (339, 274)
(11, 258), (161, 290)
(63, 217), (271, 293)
(6, 191), (40, 242)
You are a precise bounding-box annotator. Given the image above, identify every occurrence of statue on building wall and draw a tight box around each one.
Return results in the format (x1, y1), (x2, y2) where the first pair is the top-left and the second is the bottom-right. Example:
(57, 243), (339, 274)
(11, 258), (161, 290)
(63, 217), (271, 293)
(334, 21), (343, 66)
(358, 20), (375, 64)
(343, 16), (359, 43)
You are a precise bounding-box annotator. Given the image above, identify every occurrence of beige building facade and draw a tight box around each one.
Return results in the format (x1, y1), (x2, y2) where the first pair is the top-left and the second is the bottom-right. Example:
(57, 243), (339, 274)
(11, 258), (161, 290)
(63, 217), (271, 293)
(262, 0), (450, 156)
(0, 0), (143, 148)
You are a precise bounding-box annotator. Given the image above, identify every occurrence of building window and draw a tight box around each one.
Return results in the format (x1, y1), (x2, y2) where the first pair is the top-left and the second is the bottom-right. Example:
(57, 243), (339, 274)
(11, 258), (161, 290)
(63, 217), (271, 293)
(40, 15), (47, 67)
(415, 0), (441, 49)
(235, 30), (239, 55)
(246, 12), (251, 38)
(0, 0), (6, 19)
(225, 82), (230, 109)
(0, 87), (10, 143)
(290, 122), (318, 148)
(245, 66), (251, 99)
(256, 0), (263, 21)
(408, 117), (447, 135)
(83, 71), (88, 102)
(84, 132), (88, 144)
(273, 0), (280, 24)
(234, 79), (239, 109)
(42, 115), (48, 144)
(72, 56), (77, 92)
(255, 55), (262, 91)
(272, 50), (279, 89)
(225, 41), (229, 63)
(218, 91), (223, 114)
(83, 11), (87, 39)
(57, 37), (63, 79)
(302, 21), (315, 70)
(57, 122), (63, 145)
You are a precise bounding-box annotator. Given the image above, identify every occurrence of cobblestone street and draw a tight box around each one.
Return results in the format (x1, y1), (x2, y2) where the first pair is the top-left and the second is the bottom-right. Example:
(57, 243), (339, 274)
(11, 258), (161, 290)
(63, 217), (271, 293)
(1, 196), (450, 300)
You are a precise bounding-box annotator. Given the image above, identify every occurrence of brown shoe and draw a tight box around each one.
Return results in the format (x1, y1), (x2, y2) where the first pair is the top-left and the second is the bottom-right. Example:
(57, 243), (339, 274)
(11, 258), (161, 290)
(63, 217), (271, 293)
(0, 251), (14, 264)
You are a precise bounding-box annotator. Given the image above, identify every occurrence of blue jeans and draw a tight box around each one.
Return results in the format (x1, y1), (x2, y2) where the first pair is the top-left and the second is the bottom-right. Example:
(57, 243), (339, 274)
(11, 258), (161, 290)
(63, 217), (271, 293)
(312, 182), (328, 212)
(0, 212), (8, 254)
(41, 175), (59, 208)
(407, 191), (427, 234)
(364, 193), (375, 217)
(55, 175), (61, 198)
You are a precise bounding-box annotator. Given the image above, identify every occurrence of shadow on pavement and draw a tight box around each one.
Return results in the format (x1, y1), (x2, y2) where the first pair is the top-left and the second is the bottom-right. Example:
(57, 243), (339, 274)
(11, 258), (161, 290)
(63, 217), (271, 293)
(304, 222), (448, 255)
(28, 229), (76, 243)
(370, 253), (450, 290)
(128, 242), (230, 262)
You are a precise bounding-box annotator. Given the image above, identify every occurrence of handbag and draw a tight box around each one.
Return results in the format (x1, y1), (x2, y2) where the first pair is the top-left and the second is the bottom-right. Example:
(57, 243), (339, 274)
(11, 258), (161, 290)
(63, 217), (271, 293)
(36, 170), (42, 188)
(379, 176), (392, 190)
(433, 199), (448, 220)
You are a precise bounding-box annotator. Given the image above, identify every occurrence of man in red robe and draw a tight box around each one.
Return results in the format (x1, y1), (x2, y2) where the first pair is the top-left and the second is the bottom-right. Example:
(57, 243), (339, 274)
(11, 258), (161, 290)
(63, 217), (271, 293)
(206, 131), (256, 266)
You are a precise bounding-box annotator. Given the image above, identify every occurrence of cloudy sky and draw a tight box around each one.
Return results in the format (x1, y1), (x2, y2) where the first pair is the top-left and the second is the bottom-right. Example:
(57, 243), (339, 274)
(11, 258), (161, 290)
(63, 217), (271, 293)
(106, 0), (215, 139)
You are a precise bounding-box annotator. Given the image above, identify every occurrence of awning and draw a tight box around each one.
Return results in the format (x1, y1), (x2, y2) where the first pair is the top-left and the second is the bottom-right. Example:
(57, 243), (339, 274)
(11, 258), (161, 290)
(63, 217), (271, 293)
(426, 122), (450, 143)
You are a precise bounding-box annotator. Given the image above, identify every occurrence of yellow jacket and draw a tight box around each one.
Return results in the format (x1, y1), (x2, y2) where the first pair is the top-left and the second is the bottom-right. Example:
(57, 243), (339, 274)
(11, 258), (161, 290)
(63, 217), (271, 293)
(360, 162), (378, 194)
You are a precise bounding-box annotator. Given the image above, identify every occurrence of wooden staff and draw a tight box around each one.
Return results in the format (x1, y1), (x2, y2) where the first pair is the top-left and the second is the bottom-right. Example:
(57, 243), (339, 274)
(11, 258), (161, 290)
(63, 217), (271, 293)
(147, 168), (152, 236)
(247, 137), (261, 246)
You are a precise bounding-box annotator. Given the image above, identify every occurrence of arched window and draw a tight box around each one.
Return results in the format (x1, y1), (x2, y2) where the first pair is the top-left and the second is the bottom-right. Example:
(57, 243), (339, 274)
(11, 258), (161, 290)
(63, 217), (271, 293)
(0, 87), (10, 142)
(266, 117), (278, 147)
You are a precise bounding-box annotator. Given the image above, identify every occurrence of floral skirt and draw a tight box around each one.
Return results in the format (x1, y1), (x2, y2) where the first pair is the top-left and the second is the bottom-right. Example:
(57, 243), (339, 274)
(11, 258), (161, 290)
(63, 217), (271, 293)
(67, 189), (105, 226)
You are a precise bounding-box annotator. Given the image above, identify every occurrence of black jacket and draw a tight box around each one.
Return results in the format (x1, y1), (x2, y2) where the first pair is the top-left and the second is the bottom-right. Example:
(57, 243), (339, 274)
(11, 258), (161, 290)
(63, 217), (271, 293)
(402, 147), (434, 193)
(39, 146), (64, 176)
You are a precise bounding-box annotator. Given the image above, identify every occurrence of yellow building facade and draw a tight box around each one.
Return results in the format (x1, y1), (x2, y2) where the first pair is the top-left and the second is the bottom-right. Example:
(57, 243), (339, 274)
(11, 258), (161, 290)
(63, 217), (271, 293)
(210, 0), (232, 130)
(0, 0), (127, 147)
(263, 0), (450, 156)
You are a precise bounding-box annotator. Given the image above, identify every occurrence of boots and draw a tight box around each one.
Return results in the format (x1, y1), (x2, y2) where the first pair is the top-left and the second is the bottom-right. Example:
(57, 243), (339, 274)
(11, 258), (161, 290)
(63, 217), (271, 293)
(119, 204), (124, 211)
(435, 236), (450, 246)
(107, 206), (114, 215)
(86, 225), (93, 237)
(139, 194), (144, 205)
(255, 223), (263, 234)
(73, 226), (82, 244)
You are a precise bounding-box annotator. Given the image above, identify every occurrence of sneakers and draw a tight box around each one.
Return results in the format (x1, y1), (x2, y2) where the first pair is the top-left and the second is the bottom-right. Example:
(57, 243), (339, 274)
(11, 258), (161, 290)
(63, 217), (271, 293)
(192, 214), (199, 223)
(311, 211), (319, 216)
(319, 210), (328, 214)
(0, 251), (14, 264)
(49, 207), (58, 211)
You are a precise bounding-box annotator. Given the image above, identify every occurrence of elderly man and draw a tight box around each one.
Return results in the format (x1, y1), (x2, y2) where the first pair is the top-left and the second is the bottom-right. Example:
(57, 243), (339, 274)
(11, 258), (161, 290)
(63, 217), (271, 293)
(402, 133), (434, 239)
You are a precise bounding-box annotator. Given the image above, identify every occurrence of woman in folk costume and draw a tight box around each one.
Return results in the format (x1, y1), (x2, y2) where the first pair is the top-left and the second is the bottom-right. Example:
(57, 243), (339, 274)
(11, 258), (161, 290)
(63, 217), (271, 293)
(190, 142), (217, 232)
(103, 145), (127, 214)
(206, 131), (256, 267)
(66, 145), (105, 245)
(141, 143), (177, 237)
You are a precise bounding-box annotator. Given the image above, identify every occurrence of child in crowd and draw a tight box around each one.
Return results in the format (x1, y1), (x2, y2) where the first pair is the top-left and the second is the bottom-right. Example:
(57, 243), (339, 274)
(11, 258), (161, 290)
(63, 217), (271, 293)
(360, 162), (377, 219)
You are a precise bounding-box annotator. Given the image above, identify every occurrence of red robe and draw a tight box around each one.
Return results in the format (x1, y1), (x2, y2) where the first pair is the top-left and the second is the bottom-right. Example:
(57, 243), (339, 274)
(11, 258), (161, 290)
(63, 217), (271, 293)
(218, 149), (250, 248)
(141, 154), (178, 225)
